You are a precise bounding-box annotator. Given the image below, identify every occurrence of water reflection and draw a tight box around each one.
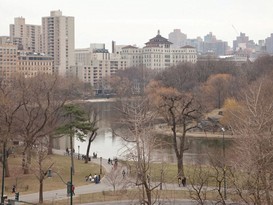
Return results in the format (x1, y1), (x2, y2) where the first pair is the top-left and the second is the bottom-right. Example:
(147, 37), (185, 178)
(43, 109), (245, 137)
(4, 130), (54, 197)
(53, 100), (232, 164)
(70, 130), (232, 164)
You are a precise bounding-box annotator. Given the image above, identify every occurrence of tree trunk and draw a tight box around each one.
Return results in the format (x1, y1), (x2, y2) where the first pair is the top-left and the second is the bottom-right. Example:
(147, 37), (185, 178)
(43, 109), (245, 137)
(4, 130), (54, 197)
(177, 155), (184, 177)
(22, 151), (29, 174)
(144, 183), (152, 205)
(39, 179), (43, 203)
(23, 148), (31, 174)
(85, 140), (91, 164)
(48, 135), (53, 155)
(5, 159), (10, 177)
(70, 133), (75, 175)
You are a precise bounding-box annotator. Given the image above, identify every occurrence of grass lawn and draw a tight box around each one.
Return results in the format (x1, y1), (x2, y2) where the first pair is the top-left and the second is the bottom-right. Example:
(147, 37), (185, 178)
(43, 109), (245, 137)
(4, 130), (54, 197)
(1, 154), (102, 197)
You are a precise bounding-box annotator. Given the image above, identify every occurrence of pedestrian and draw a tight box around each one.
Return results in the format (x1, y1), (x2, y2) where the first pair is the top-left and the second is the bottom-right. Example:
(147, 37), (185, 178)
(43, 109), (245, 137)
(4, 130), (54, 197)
(94, 174), (97, 184)
(66, 147), (69, 155)
(122, 170), (126, 179)
(178, 177), (182, 187)
(71, 184), (75, 195)
(108, 158), (111, 164)
(88, 174), (92, 182)
(182, 176), (186, 187)
(12, 185), (16, 193)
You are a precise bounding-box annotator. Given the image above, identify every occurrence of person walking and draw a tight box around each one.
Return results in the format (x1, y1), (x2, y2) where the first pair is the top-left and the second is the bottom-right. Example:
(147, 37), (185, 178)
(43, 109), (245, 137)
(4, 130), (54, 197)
(71, 184), (75, 195)
(122, 170), (126, 179)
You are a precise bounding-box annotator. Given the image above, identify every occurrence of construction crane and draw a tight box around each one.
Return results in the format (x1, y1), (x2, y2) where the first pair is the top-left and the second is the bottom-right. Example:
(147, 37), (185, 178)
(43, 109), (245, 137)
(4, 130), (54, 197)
(232, 25), (239, 35)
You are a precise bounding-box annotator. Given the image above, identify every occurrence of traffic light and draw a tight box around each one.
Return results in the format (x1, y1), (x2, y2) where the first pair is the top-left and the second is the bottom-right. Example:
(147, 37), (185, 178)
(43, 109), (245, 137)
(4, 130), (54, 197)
(15, 192), (19, 201)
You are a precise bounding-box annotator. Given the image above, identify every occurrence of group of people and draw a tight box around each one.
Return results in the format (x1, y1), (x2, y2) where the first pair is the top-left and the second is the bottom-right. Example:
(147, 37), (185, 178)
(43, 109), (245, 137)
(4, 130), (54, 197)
(85, 173), (100, 184)
(178, 176), (187, 187)
(65, 147), (75, 155)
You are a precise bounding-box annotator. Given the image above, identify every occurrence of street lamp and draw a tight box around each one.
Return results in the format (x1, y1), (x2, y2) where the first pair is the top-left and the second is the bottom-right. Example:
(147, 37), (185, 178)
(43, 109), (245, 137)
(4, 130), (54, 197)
(78, 146), (80, 160)
(221, 127), (227, 200)
(100, 157), (102, 175)
(47, 167), (73, 205)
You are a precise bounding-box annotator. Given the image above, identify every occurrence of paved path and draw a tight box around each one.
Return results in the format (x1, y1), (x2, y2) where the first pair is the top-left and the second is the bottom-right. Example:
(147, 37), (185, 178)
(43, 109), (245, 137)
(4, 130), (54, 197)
(12, 149), (115, 204)
(12, 149), (227, 205)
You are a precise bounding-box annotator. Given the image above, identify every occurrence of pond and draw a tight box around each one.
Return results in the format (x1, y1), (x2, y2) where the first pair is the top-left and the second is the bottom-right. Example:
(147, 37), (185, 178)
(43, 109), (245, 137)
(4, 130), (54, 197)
(53, 100), (233, 164)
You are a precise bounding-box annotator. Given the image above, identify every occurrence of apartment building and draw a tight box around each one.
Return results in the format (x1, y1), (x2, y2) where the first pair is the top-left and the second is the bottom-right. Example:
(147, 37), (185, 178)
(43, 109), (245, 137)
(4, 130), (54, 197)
(17, 52), (53, 78)
(10, 17), (41, 52)
(0, 36), (11, 45)
(0, 43), (18, 81)
(75, 46), (128, 92)
(121, 31), (197, 70)
(42, 10), (75, 76)
(169, 29), (187, 48)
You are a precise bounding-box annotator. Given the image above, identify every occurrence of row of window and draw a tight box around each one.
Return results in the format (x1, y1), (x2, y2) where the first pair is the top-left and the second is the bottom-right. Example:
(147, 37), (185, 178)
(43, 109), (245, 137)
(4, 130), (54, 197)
(18, 61), (52, 66)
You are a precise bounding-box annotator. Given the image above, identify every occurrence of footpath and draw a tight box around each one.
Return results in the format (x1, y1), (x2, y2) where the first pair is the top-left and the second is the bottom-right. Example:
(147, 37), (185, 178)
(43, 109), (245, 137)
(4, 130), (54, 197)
(13, 149), (227, 205)
(16, 150), (113, 204)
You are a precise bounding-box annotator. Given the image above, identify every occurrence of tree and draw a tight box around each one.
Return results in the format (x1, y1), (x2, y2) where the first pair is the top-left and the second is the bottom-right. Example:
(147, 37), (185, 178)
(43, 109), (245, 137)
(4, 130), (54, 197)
(105, 166), (127, 193)
(84, 106), (99, 164)
(0, 80), (24, 177)
(13, 74), (67, 174)
(224, 77), (273, 205)
(146, 80), (202, 179)
(116, 97), (163, 205)
(155, 63), (198, 92)
(55, 104), (91, 174)
(31, 139), (53, 204)
(200, 73), (236, 110)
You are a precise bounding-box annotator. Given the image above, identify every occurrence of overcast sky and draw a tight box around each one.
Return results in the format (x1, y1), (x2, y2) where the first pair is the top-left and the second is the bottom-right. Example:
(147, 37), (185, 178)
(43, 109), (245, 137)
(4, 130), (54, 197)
(1, 0), (273, 49)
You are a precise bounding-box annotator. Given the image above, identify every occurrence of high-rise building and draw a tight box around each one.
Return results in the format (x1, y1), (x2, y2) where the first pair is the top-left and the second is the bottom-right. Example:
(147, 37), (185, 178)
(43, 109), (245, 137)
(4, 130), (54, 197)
(42, 10), (75, 76)
(9, 17), (41, 52)
(265, 34), (273, 54)
(202, 32), (228, 56)
(75, 46), (128, 92)
(168, 29), (187, 48)
(233, 32), (255, 53)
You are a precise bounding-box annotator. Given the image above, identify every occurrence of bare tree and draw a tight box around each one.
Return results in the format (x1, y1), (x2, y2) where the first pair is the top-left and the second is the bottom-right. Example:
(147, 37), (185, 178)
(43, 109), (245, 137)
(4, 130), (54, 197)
(105, 166), (127, 193)
(188, 165), (210, 205)
(116, 97), (163, 205)
(224, 77), (273, 205)
(84, 107), (99, 164)
(31, 139), (53, 204)
(0, 81), (24, 177)
(146, 80), (202, 179)
(13, 74), (68, 174)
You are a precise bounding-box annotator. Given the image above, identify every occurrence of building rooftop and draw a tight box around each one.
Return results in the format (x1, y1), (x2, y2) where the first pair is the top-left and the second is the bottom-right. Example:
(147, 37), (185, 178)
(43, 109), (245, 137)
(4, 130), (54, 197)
(145, 30), (172, 46)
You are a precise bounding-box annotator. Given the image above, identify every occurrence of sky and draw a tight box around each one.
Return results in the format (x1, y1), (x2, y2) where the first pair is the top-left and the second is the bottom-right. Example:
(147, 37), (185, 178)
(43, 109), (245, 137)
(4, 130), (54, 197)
(1, 0), (273, 49)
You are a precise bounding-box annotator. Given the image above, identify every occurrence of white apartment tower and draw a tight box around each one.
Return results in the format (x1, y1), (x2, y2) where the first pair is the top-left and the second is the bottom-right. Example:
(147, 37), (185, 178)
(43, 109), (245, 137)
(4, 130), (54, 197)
(10, 17), (41, 52)
(42, 10), (75, 76)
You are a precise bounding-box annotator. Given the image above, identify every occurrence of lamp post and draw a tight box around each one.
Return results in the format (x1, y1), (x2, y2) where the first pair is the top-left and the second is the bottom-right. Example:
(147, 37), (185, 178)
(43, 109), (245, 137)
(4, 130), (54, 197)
(100, 157), (102, 175)
(46, 166), (73, 205)
(70, 166), (73, 205)
(1, 141), (6, 205)
(221, 127), (227, 200)
(78, 146), (80, 160)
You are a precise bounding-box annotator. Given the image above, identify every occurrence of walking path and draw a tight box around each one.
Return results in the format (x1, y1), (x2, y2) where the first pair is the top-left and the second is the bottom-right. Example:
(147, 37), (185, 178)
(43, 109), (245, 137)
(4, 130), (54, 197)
(14, 149), (114, 204)
(13, 149), (226, 205)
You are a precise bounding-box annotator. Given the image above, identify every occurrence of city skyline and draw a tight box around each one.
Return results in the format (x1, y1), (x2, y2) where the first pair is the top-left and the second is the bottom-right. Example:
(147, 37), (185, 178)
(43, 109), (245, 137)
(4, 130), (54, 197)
(1, 0), (273, 49)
